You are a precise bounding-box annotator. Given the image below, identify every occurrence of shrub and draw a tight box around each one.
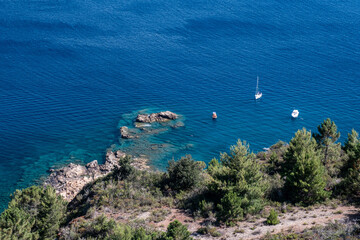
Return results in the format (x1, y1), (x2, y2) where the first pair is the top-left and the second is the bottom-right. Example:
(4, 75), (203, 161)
(234, 228), (245, 233)
(149, 209), (171, 223)
(266, 209), (280, 225)
(64, 215), (158, 240)
(166, 155), (205, 192)
(266, 173), (285, 201)
(196, 227), (207, 235)
(114, 155), (135, 180)
(267, 151), (281, 175)
(197, 227), (221, 237)
(165, 220), (193, 240)
(199, 200), (214, 218)
(217, 191), (244, 225)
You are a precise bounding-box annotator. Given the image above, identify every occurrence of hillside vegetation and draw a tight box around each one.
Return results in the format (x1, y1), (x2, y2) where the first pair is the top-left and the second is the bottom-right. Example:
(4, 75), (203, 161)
(1, 118), (360, 239)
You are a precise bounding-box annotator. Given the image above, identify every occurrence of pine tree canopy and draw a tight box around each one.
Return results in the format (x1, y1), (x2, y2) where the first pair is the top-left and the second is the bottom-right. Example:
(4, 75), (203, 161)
(283, 128), (330, 205)
(208, 140), (269, 223)
(313, 118), (340, 145)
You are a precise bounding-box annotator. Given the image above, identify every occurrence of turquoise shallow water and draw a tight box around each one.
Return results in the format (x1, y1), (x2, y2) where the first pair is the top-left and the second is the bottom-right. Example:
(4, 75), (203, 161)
(0, 0), (360, 211)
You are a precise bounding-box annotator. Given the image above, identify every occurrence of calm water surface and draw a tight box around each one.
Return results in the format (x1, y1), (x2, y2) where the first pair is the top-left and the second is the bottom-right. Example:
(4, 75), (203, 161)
(0, 0), (359, 210)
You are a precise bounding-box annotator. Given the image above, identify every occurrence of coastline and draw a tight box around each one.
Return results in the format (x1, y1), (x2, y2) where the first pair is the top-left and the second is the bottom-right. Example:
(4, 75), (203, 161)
(3, 114), (360, 240)
(44, 110), (179, 202)
(44, 149), (150, 202)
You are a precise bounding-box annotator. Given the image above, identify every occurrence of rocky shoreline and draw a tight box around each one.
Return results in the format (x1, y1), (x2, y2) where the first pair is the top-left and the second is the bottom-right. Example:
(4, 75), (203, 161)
(44, 111), (178, 202)
(44, 150), (149, 202)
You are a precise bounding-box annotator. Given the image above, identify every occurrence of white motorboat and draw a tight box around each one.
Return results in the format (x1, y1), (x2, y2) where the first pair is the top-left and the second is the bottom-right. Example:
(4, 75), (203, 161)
(291, 109), (299, 118)
(255, 76), (262, 100)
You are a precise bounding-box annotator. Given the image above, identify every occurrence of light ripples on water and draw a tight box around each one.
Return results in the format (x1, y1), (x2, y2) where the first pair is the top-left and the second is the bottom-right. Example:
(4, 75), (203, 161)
(0, 0), (359, 211)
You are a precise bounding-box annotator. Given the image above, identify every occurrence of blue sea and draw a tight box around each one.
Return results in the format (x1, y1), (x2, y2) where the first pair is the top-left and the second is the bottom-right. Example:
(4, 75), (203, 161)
(0, 0), (359, 211)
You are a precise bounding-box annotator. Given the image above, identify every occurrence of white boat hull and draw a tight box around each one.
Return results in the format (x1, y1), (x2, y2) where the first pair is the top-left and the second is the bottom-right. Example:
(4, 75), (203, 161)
(291, 110), (299, 118)
(255, 93), (262, 99)
(255, 77), (262, 99)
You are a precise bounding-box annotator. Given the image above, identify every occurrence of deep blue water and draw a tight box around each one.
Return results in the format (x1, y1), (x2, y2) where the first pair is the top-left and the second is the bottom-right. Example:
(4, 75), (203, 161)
(1, 0), (360, 211)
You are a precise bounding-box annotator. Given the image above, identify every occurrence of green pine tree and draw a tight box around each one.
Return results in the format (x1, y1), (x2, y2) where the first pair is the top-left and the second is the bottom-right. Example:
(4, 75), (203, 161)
(340, 129), (360, 197)
(344, 129), (360, 154)
(208, 140), (269, 223)
(283, 128), (330, 205)
(343, 129), (360, 173)
(0, 185), (66, 240)
(313, 118), (341, 175)
(0, 207), (37, 240)
(37, 187), (66, 239)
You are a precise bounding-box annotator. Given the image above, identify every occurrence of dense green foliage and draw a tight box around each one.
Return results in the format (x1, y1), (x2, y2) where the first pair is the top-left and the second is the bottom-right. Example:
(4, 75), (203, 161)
(342, 167), (360, 199)
(216, 191), (244, 223)
(208, 140), (269, 223)
(283, 128), (330, 204)
(0, 186), (66, 240)
(0, 207), (35, 240)
(166, 155), (205, 192)
(339, 129), (360, 198)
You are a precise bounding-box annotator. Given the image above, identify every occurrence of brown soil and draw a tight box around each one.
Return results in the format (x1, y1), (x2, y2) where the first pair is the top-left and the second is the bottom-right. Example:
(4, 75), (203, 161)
(116, 204), (359, 239)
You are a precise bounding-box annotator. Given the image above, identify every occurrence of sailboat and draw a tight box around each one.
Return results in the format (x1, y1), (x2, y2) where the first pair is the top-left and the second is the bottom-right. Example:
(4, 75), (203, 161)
(255, 76), (262, 100)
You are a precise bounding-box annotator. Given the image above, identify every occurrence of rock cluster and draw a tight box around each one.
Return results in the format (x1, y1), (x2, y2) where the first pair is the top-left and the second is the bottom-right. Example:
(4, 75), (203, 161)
(44, 150), (149, 202)
(120, 126), (137, 139)
(45, 110), (178, 202)
(136, 111), (178, 123)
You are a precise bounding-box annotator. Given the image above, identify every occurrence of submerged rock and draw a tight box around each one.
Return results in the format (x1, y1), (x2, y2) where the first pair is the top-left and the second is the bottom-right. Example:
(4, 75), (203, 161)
(120, 126), (138, 139)
(171, 121), (185, 128)
(136, 111), (178, 123)
(134, 122), (152, 129)
(44, 150), (148, 202)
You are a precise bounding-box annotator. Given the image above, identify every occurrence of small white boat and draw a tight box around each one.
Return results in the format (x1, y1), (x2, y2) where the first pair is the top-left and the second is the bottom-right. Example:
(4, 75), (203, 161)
(291, 109), (299, 118)
(255, 76), (262, 100)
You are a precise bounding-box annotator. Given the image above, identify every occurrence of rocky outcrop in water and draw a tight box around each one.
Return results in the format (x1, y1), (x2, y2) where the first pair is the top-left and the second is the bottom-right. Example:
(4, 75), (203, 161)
(44, 150), (148, 202)
(45, 110), (179, 202)
(136, 111), (178, 123)
(120, 126), (138, 139)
